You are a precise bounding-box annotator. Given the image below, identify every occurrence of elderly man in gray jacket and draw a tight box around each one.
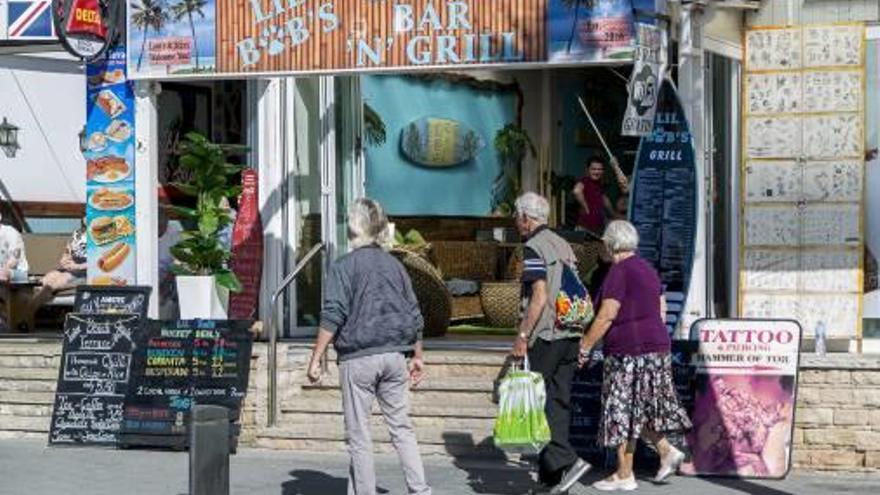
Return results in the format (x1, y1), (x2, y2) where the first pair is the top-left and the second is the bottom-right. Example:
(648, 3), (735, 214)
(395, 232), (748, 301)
(307, 198), (431, 495)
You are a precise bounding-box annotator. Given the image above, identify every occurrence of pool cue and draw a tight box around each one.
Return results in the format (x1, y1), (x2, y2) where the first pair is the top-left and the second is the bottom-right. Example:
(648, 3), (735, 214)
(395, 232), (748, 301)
(576, 96), (630, 192)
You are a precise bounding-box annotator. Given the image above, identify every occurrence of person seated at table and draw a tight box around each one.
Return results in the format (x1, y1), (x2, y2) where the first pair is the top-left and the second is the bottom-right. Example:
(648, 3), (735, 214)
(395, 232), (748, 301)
(20, 222), (86, 331)
(0, 212), (29, 283)
(572, 156), (629, 236)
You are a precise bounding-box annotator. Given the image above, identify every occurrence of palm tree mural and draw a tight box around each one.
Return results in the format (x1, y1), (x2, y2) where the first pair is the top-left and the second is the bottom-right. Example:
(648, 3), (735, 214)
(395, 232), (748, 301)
(171, 0), (208, 69)
(131, 0), (169, 71)
(562, 0), (585, 54)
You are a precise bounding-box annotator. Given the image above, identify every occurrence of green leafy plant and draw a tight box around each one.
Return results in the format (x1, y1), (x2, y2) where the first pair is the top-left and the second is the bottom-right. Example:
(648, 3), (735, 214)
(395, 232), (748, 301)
(168, 132), (246, 292)
(394, 229), (427, 249)
(493, 124), (537, 215)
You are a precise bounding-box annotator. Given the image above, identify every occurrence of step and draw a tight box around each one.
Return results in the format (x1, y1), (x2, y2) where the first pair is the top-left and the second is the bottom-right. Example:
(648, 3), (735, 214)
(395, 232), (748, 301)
(304, 376), (496, 393)
(293, 388), (495, 409)
(0, 342), (62, 356)
(0, 368), (58, 380)
(0, 391), (55, 405)
(258, 420), (495, 449)
(0, 402), (53, 417)
(0, 414), (51, 432)
(281, 400), (497, 419)
(0, 355), (61, 369)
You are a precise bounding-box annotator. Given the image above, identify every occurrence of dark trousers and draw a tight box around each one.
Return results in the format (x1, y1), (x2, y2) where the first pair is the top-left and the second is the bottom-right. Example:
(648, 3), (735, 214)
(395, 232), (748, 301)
(529, 338), (580, 485)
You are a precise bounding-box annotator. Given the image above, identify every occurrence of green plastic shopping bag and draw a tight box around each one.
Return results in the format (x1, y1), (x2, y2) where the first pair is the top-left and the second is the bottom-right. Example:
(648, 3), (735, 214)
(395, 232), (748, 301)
(493, 356), (551, 453)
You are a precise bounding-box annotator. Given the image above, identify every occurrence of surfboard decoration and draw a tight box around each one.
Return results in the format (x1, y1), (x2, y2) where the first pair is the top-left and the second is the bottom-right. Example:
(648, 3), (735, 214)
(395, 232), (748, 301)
(629, 79), (697, 336)
(400, 117), (485, 167)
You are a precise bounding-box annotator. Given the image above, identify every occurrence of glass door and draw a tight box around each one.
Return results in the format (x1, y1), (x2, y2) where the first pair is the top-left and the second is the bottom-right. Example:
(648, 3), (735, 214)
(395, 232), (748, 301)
(283, 76), (363, 337)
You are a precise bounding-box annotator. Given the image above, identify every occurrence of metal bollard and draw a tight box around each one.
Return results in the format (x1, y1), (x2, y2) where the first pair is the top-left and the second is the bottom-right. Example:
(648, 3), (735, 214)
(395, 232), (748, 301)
(189, 405), (230, 495)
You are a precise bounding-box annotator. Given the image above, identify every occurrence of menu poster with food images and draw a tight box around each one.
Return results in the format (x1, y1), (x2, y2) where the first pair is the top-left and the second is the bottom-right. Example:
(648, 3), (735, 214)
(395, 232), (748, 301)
(85, 44), (136, 287)
(681, 319), (802, 479)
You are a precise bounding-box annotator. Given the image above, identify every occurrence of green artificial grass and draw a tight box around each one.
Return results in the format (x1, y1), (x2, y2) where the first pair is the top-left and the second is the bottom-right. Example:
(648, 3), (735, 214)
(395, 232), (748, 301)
(448, 325), (517, 336)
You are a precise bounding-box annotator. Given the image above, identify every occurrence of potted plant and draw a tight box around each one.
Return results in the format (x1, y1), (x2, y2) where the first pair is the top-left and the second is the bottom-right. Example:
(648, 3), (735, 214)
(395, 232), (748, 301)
(492, 124), (537, 216)
(169, 132), (245, 319)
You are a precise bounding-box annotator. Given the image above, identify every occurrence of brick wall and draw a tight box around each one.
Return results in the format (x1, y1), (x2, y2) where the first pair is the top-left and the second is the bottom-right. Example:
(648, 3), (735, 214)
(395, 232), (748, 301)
(794, 355), (880, 471)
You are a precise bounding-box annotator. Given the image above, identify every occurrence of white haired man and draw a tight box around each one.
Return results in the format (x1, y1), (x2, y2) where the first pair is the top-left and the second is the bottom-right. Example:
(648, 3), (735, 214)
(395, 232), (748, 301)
(307, 198), (431, 495)
(512, 192), (591, 494)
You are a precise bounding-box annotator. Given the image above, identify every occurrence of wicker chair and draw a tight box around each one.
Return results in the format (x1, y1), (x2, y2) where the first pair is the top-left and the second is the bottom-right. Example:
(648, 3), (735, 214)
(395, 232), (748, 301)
(391, 249), (452, 338)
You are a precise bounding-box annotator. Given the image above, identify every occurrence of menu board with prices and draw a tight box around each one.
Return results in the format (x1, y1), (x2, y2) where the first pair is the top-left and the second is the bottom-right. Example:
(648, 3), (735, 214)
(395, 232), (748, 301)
(630, 81), (697, 335)
(49, 313), (142, 446)
(120, 320), (253, 449)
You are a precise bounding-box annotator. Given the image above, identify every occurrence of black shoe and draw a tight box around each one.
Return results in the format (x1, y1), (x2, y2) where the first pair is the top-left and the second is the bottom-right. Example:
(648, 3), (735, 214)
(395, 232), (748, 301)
(549, 459), (592, 494)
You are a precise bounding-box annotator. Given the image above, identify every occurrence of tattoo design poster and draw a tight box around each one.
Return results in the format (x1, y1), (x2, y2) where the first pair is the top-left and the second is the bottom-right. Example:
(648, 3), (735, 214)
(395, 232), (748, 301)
(682, 319), (802, 479)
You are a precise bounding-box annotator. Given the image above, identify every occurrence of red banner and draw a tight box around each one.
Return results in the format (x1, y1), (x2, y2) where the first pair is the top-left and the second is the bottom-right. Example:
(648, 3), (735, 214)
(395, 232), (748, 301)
(228, 170), (263, 320)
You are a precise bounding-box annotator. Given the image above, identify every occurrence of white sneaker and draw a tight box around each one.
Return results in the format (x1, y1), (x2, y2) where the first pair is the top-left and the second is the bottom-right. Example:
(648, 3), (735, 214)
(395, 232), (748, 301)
(654, 447), (686, 483)
(592, 474), (638, 492)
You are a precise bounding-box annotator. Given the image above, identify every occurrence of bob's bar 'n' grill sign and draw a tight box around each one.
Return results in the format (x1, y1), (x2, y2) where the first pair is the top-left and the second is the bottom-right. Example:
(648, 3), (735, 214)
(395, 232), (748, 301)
(127, 0), (664, 79)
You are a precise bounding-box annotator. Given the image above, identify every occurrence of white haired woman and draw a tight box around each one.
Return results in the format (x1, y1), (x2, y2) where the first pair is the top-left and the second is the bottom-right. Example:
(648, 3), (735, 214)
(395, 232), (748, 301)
(578, 220), (691, 491)
(307, 198), (431, 495)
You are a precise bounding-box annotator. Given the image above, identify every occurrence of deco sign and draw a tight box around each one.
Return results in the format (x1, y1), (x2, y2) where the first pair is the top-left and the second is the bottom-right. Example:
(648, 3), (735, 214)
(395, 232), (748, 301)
(54, 0), (121, 60)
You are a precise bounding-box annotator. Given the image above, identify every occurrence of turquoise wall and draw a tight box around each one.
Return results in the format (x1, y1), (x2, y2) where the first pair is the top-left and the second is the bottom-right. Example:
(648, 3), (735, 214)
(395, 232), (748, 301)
(363, 75), (515, 216)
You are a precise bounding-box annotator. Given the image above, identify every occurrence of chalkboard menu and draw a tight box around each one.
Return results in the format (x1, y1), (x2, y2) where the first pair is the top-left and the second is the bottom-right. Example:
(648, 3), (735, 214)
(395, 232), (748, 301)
(49, 313), (142, 446)
(569, 341), (698, 467)
(75, 286), (152, 319)
(630, 81), (697, 335)
(120, 320), (253, 449)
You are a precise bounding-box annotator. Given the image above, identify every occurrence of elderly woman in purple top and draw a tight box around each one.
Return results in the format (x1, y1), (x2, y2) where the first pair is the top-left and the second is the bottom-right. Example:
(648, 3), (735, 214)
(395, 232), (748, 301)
(579, 220), (692, 492)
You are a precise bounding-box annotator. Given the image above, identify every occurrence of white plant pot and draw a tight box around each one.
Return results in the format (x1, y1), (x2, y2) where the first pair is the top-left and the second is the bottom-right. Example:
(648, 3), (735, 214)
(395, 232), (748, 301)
(176, 275), (229, 320)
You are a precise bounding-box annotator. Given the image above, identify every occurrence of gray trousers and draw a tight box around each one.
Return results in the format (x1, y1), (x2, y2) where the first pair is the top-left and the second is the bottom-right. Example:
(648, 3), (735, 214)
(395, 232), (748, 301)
(340, 352), (431, 495)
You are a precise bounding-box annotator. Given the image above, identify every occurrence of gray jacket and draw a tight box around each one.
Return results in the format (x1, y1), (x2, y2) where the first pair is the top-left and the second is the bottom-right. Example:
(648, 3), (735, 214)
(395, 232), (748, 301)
(320, 245), (424, 362)
(522, 227), (582, 344)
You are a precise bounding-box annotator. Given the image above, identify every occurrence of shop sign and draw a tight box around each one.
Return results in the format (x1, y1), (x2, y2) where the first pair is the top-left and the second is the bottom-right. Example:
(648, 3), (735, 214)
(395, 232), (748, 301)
(681, 319), (802, 479)
(53, 0), (122, 60)
(127, 0), (662, 79)
(621, 23), (665, 137)
(148, 37), (193, 66)
(629, 80), (697, 336)
(85, 43), (137, 287)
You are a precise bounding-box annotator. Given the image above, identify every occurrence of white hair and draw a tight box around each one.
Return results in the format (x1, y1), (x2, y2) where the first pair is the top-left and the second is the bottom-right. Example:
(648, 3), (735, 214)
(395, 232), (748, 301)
(514, 192), (550, 224)
(348, 198), (391, 250)
(603, 220), (640, 254)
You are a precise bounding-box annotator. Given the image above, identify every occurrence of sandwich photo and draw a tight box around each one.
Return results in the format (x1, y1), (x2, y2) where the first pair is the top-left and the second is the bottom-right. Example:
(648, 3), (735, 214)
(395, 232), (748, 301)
(89, 216), (135, 245)
(87, 156), (130, 183)
(98, 243), (131, 272)
(90, 188), (133, 211)
(87, 132), (107, 152)
(95, 90), (126, 118)
(105, 120), (131, 142)
(90, 275), (127, 286)
(88, 69), (125, 87)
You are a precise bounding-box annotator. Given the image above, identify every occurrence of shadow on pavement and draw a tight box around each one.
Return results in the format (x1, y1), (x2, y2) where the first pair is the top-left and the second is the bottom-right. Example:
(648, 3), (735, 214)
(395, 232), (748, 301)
(442, 432), (537, 494)
(700, 477), (794, 495)
(281, 469), (389, 495)
(281, 469), (347, 495)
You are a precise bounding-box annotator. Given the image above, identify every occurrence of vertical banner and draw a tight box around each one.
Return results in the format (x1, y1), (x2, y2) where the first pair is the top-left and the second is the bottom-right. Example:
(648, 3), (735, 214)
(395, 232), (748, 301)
(622, 23), (665, 136)
(228, 170), (263, 319)
(629, 81), (697, 336)
(682, 319), (802, 479)
(85, 44), (136, 286)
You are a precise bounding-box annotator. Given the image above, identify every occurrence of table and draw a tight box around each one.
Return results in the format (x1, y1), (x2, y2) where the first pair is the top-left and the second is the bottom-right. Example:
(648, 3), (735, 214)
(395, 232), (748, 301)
(0, 279), (40, 332)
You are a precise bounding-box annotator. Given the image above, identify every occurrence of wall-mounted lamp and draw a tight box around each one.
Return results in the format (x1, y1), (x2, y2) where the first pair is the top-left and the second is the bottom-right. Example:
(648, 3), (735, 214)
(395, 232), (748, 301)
(0, 118), (20, 158)
(78, 125), (88, 154)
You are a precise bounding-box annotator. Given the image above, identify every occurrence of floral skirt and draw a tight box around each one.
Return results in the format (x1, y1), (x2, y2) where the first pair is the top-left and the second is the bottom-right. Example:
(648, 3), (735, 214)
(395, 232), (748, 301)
(599, 352), (692, 447)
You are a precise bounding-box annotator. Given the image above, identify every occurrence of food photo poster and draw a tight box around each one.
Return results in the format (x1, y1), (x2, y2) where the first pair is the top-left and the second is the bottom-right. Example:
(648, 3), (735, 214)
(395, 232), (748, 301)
(85, 45), (136, 286)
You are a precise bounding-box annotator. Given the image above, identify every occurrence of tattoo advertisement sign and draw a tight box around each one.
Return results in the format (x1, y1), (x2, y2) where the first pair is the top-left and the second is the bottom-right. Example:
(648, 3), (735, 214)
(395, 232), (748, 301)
(126, 0), (663, 79)
(681, 319), (802, 479)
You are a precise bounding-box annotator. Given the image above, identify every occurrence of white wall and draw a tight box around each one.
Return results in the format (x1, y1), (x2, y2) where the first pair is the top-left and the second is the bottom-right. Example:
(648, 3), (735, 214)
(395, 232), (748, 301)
(748, 0), (880, 26)
(0, 52), (85, 203)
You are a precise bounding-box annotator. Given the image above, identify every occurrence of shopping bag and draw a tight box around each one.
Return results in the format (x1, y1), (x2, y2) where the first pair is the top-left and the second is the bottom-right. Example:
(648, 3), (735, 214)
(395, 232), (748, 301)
(493, 357), (551, 454)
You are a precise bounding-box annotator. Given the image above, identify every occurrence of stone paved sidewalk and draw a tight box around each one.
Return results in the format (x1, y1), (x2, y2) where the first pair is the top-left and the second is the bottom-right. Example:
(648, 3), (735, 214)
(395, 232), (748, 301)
(1, 439), (879, 494)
